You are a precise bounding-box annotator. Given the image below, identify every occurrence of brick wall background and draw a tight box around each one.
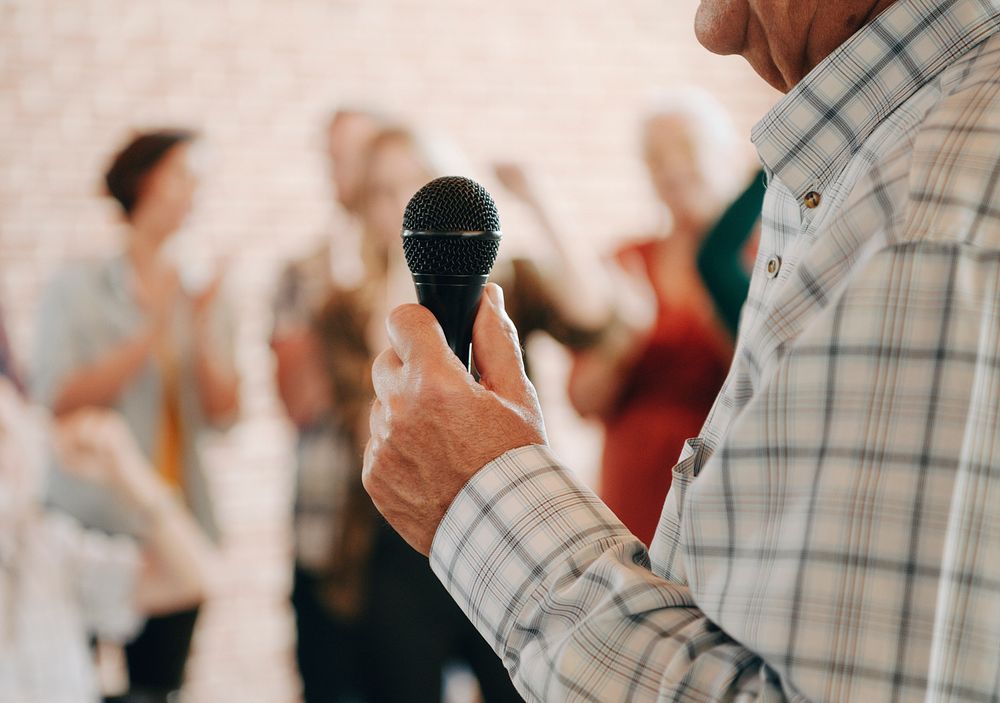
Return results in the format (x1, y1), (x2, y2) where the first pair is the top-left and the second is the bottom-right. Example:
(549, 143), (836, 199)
(0, 1), (778, 700)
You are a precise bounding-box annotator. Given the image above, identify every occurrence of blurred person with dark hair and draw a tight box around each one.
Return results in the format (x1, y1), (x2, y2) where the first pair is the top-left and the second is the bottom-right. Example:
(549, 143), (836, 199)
(567, 93), (742, 545)
(31, 129), (239, 702)
(271, 108), (382, 702)
(0, 380), (218, 703)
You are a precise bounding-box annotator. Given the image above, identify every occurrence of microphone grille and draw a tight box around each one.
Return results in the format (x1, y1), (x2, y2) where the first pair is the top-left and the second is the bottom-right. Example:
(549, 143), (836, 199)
(402, 176), (501, 233)
(402, 236), (500, 276)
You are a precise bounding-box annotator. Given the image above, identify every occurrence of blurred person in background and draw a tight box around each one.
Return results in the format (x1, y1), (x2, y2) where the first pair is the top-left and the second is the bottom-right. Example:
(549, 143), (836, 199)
(271, 107), (382, 702)
(275, 122), (525, 703)
(31, 129), (239, 703)
(568, 93), (744, 545)
(275, 113), (627, 702)
(0, 379), (218, 703)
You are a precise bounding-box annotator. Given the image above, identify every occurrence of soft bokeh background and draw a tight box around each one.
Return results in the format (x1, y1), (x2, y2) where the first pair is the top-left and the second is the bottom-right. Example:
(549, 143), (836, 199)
(0, 1), (777, 700)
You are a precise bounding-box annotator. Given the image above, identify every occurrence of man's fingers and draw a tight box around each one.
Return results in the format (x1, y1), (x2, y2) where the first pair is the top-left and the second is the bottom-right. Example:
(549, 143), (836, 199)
(369, 398), (383, 438)
(371, 348), (404, 402)
(385, 304), (452, 365)
(472, 284), (532, 401)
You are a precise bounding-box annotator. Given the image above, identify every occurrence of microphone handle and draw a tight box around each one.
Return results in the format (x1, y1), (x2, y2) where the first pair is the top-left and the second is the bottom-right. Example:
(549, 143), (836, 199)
(411, 273), (489, 371)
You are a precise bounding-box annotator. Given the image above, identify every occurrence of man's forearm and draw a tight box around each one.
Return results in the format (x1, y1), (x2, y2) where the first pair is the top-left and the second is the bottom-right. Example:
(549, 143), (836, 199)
(430, 445), (778, 702)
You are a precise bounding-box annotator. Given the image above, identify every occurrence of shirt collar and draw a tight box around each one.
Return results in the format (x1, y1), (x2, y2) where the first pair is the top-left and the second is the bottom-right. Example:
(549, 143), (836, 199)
(751, 0), (1000, 203)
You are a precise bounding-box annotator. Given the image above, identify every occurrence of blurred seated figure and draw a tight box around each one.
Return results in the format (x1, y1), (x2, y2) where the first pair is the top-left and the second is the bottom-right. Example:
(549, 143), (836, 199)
(0, 380), (218, 703)
(568, 93), (743, 545)
(30, 129), (239, 702)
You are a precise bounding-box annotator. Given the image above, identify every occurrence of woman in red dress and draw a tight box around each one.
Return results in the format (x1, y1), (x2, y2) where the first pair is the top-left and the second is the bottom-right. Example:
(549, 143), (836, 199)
(569, 95), (740, 545)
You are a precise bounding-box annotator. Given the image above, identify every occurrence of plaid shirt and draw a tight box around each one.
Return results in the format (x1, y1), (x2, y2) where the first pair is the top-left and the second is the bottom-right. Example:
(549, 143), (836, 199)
(430, 1), (1000, 701)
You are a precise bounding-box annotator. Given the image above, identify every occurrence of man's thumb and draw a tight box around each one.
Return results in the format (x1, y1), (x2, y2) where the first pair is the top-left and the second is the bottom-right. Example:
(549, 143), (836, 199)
(472, 284), (531, 401)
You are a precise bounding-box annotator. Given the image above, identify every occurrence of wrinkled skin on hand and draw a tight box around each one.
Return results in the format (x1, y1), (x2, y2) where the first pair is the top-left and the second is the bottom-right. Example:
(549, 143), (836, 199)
(363, 284), (547, 555)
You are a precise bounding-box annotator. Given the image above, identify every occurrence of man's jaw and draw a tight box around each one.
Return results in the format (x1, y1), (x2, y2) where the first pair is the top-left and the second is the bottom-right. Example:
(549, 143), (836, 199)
(694, 0), (750, 56)
(694, 1), (802, 94)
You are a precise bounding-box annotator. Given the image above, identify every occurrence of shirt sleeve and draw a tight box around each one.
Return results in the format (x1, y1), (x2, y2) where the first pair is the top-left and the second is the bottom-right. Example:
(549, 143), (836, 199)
(47, 513), (144, 643)
(30, 269), (84, 409)
(430, 445), (782, 702)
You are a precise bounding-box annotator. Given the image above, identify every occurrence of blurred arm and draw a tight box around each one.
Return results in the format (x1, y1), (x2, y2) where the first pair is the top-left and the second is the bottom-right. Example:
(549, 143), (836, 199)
(494, 163), (613, 332)
(56, 411), (221, 615)
(192, 321), (239, 425)
(269, 262), (331, 427)
(271, 328), (331, 428)
(133, 479), (221, 616)
(565, 317), (647, 418)
(192, 278), (240, 425)
(50, 330), (157, 417)
(33, 267), (164, 417)
(567, 246), (654, 418)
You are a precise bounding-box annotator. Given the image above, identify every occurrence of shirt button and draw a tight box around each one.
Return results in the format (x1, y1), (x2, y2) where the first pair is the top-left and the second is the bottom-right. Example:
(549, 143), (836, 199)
(804, 191), (822, 208)
(766, 256), (782, 278)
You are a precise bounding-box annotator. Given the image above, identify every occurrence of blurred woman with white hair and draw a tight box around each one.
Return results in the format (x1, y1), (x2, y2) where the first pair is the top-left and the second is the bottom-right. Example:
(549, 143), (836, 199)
(568, 90), (751, 546)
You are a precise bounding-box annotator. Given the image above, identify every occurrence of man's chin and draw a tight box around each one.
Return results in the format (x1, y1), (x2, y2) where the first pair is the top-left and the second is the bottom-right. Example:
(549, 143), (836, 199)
(693, 0), (748, 56)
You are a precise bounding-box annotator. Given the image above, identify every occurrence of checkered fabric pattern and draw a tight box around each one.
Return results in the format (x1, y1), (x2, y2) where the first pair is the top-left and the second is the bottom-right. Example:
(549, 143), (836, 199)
(430, 1), (1000, 700)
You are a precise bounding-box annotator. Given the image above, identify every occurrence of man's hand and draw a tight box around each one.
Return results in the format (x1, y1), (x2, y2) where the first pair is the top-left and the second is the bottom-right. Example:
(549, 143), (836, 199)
(363, 283), (547, 555)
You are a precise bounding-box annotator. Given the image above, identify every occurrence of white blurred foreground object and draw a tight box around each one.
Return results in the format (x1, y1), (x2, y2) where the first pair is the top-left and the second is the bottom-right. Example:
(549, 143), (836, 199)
(0, 382), (220, 701)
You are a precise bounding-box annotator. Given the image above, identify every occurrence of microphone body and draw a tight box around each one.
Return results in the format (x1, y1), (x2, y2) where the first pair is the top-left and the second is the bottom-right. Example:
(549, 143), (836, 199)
(401, 177), (502, 371)
(410, 272), (489, 368)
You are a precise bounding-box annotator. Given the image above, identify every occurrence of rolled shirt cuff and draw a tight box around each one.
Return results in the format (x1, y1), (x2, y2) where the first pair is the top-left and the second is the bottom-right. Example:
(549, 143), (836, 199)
(429, 444), (639, 655)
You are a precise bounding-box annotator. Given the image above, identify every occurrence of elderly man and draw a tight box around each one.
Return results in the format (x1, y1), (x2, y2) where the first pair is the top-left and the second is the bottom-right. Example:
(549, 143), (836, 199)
(364, 0), (1000, 700)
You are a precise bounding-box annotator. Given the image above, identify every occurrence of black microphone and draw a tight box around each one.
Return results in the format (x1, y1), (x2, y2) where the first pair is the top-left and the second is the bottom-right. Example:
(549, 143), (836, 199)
(401, 176), (502, 370)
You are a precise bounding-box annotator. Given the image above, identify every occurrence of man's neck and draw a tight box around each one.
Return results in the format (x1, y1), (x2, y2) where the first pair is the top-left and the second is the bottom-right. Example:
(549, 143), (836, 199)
(797, 0), (900, 88)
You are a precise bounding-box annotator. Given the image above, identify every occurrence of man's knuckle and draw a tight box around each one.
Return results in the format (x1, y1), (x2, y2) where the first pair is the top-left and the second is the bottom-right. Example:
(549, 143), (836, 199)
(387, 304), (420, 331)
